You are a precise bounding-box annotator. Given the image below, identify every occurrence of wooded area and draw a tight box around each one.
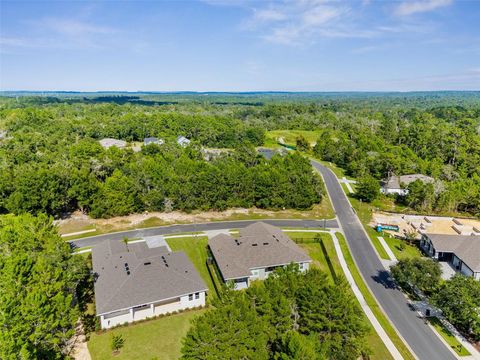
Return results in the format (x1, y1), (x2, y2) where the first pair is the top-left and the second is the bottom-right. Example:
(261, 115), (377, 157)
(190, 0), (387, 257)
(1, 92), (479, 218)
(182, 266), (369, 360)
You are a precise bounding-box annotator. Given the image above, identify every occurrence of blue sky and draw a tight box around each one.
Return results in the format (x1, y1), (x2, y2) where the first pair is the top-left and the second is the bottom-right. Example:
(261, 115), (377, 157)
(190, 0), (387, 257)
(1, 0), (479, 91)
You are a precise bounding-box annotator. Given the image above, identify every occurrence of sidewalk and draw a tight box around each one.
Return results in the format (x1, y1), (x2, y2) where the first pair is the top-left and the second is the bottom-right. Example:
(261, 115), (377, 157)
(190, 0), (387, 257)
(330, 231), (403, 360)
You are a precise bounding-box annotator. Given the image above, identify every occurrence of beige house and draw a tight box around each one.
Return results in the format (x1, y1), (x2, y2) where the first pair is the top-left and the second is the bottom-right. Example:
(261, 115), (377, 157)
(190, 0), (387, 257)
(92, 240), (207, 329)
(208, 222), (312, 289)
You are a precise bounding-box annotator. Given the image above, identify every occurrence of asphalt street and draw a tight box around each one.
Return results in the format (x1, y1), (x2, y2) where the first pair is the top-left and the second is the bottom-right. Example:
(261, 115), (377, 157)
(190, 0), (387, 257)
(311, 160), (455, 360)
(69, 218), (338, 248)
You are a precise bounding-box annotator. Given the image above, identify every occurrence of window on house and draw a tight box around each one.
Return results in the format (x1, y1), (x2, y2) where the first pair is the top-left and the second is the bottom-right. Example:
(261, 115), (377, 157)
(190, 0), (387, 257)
(195, 292), (200, 299)
(189, 294), (193, 301)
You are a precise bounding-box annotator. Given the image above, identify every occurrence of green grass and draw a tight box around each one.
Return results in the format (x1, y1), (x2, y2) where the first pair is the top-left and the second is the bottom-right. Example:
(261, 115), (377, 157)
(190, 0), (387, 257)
(427, 317), (471, 356)
(166, 236), (218, 301)
(266, 130), (321, 147)
(381, 233), (422, 260)
(336, 232), (415, 360)
(88, 309), (205, 360)
(293, 232), (341, 283)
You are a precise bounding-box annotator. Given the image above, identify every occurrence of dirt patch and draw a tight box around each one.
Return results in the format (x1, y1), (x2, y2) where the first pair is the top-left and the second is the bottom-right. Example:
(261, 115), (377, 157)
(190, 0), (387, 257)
(57, 204), (333, 236)
(372, 212), (480, 238)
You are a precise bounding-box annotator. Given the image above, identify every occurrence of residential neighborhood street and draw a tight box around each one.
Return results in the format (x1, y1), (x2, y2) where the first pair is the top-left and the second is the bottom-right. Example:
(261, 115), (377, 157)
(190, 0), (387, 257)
(311, 160), (456, 360)
(69, 219), (338, 248)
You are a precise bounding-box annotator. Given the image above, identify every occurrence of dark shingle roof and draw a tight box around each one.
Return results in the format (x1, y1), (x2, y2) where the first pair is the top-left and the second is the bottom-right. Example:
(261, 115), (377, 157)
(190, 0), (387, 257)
(92, 240), (207, 315)
(426, 233), (480, 272)
(208, 222), (311, 280)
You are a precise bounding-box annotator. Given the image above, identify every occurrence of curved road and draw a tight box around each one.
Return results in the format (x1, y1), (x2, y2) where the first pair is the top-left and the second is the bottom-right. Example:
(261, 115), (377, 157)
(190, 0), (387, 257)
(69, 219), (338, 248)
(311, 160), (455, 360)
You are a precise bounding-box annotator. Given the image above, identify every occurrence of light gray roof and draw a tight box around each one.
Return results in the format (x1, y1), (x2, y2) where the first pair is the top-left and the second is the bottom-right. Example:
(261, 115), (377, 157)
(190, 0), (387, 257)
(99, 138), (127, 149)
(177, 136), (191, 145)
(144, 137), (163, 145)
(92, 240), (207, 315)
(208, 222), (311, 280)
(382, 174), (434, 189)
(426, 233), (480, 272)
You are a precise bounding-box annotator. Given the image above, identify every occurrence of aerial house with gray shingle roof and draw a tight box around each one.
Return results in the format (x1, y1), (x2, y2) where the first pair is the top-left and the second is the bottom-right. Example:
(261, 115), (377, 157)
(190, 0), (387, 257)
(421, 233), (480, 280)
(208, 222), (312, 290)
(92, 239), (207, 329)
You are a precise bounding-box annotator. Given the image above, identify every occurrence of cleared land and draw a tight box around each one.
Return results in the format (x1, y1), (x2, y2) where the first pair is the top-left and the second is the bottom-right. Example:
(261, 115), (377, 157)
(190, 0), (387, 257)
(265, 130), (321, 148)
(60, 201), (335, 240)
(88, 309), (205, 360)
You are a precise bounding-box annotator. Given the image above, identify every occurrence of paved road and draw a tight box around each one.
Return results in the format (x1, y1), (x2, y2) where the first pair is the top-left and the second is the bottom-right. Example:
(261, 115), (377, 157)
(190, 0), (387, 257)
(311, 160), (455, 360)
(69, 219), (338, 248)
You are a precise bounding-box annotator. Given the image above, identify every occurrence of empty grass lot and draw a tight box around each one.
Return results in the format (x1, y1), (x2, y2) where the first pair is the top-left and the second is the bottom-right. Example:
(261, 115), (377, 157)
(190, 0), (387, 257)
(265, 130), (321, 147)
(427, 317), (471, 357)
(88, 309), (205, 360)
(337, 232), (415, 360)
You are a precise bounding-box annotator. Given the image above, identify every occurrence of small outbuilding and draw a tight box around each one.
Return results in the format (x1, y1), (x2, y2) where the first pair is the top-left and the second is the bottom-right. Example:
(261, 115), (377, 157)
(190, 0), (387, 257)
(177, 136), (191, 147)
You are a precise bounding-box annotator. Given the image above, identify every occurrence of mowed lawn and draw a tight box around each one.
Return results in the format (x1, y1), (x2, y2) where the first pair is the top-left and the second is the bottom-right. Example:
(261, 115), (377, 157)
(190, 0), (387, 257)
(165, 236), (218, 300)
(88, 309), (205, 360)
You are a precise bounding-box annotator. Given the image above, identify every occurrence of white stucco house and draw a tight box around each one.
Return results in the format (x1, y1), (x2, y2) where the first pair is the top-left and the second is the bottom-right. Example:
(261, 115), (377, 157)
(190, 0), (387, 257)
(208, 222), (312, 290)
(420, 233), (480, 280)
(92, 239), (207, 329)
(380, 174), (434, 196)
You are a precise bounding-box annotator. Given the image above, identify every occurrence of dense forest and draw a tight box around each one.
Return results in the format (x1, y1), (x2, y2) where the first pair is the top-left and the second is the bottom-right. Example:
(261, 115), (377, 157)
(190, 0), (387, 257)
(1, 92), (480, 217)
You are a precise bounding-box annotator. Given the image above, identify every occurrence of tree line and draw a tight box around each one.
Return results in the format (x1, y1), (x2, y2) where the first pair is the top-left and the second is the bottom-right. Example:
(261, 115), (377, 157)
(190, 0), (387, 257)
(182, 266), (369, 359)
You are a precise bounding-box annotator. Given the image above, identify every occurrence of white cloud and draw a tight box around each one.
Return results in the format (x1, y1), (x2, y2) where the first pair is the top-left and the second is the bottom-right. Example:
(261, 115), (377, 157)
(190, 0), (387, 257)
(253, 8), (287, 22)
(242, 1), (354, 45)
(395, 0), (453, 16)
(40, 18), (119, 36)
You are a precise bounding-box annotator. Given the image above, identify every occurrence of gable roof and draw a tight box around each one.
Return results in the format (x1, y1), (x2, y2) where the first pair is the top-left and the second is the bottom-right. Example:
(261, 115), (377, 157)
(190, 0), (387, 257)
(144, 137), (163, 145)
(425, 233), (480, 272)
(92, 240), (207, 315)
(208, 222), (311, 280)
(176, 136), (190, 145)
(382, 174), (434, 190)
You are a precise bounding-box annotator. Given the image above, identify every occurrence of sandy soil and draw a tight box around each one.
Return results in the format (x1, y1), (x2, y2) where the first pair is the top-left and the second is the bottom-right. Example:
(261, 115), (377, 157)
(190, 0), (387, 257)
(57, 206), (329, 235)
(372, 212), (480, 238)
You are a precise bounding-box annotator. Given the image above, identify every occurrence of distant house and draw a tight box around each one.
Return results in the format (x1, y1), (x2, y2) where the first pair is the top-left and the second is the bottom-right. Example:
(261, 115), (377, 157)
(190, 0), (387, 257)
(202, 148), (231, 161)
(208, 222), (312, 290)
(99, 138), (127, 150)
(144, 137), (164, 146)
(257, 147), (287, 160)
(420, 233), (480, 280)
(380, 174), (434, 196)
(92, 239), (207, 329)
(177, 136), (191, 147)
